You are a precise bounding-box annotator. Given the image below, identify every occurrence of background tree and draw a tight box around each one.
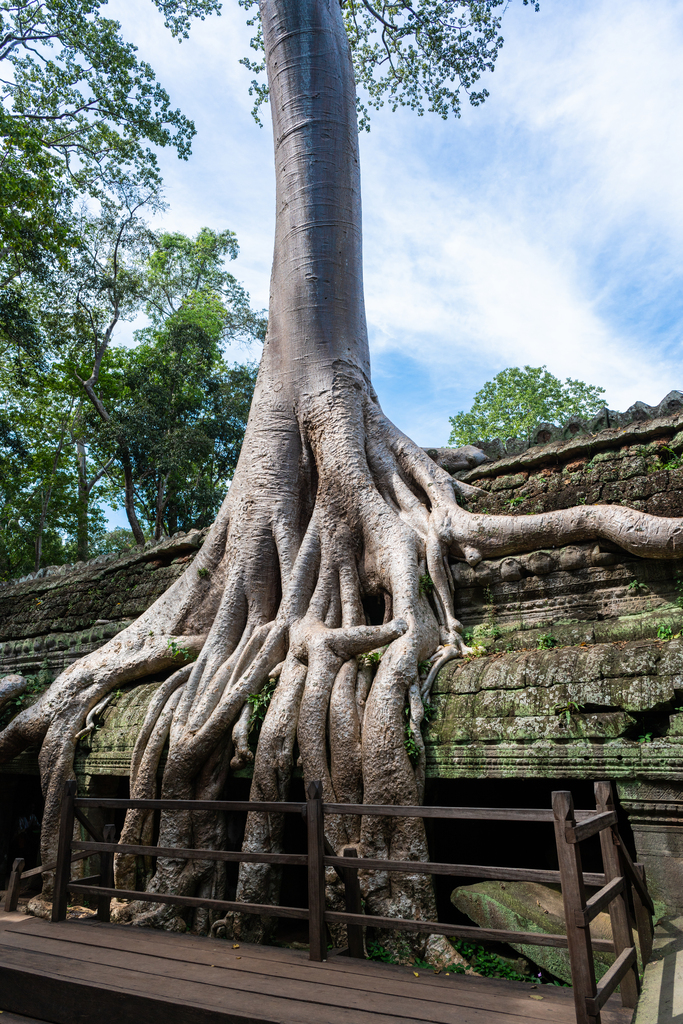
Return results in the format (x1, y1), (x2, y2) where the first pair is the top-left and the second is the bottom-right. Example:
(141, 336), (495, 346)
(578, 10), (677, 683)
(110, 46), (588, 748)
(448, 365), (607, 446)
(0, 0), (220, 294)
(112, 298), (258, 539)
(3, 0), (681, 970)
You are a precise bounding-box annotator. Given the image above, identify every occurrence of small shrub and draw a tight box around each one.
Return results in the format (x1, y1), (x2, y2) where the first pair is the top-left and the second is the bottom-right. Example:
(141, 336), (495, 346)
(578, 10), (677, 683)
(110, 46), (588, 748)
(366, 941), (397, 964)
(358, 648), (384, 667)
(167, 638), (191, 660)
(628, 579), (647, 594)
(659, 446), (683, 471)
(554, 700), (583, 724)
(11, 675), (49, 709)
(657, 624), (674, 641)
(246, 678), (277, 743)
(450, 939), (540, 983)
(197, 566), (210, 579)
(537, 632), (557, 650)
(418, 573), (434, 595)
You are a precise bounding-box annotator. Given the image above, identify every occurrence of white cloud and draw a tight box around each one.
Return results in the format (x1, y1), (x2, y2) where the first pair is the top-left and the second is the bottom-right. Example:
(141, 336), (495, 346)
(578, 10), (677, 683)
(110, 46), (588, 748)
(104, 0), (683, 448)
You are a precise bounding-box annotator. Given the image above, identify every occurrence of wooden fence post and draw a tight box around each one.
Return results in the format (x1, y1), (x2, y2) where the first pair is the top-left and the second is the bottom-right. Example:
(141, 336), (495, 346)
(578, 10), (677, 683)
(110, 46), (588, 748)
(4, 858), (25, 912)
(553, 790), (599, 1024)
(306, 780), (327, 962)
(97, 824), (116, 922)
(343, 847), (364, 959)
(594, 782), (639, 1007)
(52, 779), (77, 922)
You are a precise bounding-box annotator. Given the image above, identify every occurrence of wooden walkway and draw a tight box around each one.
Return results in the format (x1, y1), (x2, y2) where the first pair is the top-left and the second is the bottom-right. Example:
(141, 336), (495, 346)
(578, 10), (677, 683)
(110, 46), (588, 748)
(0, 912), (633, 1024)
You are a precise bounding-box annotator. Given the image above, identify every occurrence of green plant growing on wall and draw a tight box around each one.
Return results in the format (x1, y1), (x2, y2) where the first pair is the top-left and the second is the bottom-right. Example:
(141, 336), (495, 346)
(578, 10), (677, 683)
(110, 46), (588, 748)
(508, 495), (525, 509)
(628, 579), (648, 594)
(657, 625), (675, 641)
(659, 447), (683, 471)
(537, 633), (557, 650)
(197, 567), (210, 578)
(553, 700), (584, 725)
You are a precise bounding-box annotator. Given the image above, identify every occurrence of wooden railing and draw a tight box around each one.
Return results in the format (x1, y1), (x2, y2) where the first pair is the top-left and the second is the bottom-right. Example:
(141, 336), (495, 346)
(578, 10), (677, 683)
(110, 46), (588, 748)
(44, 779), (653, 1024)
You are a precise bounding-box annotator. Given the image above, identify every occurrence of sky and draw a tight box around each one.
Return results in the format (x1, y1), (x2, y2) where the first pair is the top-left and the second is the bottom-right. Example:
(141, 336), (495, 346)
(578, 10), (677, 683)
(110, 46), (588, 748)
(106, 0), (683, 450)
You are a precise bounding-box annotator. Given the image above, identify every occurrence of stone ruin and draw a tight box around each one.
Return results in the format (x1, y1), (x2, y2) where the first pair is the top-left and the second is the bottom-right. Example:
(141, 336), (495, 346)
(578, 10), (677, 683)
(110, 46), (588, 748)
(1, 394), (683, 970)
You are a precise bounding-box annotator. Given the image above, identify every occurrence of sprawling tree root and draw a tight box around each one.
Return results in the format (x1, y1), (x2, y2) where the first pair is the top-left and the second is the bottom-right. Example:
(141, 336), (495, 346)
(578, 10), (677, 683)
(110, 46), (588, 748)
(4, 0), (683, 965)
(3, 372), (683, 961)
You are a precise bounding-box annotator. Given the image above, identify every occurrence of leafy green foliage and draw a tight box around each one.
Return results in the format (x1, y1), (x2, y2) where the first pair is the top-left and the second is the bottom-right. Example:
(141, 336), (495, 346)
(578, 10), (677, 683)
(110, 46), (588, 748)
(247, 678), (277, 746)
(659, 446), (683, 471)
(167, 638), (191, 659)
(657, 624), (674, 641)
(0, 0), (220, 290)
(238, 0), (539, 130)
(10, 675), (50, 709)
(366, 940), (397, 963)
(358, 648), (385, 666)
(450, 939), (536, 982)
(448, 366), (606, 446)
(537, 632), (557, 650)
(404, 707), (421, 764)
(553, 700), (583, 724)
(418, 572), (434, 595)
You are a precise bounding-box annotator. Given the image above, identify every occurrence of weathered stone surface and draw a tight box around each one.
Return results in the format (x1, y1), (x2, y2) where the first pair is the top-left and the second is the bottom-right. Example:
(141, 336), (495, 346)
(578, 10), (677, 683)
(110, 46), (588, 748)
(451, 880), (615, 983)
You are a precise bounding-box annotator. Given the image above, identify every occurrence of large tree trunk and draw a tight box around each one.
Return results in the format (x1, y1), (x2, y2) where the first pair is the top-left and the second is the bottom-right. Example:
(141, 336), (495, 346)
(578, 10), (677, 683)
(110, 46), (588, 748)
(2, 0), (683, 963)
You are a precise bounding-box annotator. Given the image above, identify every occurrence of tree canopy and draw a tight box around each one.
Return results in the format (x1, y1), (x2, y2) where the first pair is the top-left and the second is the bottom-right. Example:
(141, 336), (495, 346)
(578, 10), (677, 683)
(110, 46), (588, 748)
(448, 365), (607, 446)
(240, 0), (539, 128)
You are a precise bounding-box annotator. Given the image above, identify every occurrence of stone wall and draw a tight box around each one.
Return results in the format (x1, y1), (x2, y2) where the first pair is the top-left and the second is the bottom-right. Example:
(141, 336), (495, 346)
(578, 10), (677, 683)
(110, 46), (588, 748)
(2, 415), (683, 911)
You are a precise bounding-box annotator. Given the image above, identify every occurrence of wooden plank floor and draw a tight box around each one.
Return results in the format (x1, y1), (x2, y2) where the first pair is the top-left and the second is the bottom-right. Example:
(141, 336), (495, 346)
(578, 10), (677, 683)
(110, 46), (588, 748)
(0, 913), (633, 1024)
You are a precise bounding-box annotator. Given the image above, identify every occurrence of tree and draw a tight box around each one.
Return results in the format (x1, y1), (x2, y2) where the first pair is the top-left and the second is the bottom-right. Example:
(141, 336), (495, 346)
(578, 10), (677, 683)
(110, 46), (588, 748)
(2, 0), (682, 967)
(112, 298), (258, 539)
(0, 0), (220, 290)
(0, 352), (85, 577)
(448, 366), (607, 446)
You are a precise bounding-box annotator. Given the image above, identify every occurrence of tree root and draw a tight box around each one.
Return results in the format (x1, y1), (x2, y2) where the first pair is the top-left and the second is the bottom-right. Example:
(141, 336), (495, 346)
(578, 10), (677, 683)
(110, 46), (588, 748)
(3, 371), (683, 962)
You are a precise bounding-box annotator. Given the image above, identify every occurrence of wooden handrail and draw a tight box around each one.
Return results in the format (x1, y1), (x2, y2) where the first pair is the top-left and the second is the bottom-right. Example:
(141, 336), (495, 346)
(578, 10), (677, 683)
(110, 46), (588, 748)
(73, 796), (307, 814)
(49, 773), (655, 1018)
(67, 882), (310, 921)
(575, 875), (625, 927)
(323, 909), (615, 951)
(565, 810), (618, 844)
(585, 947), (638, 1016)
(72, 839), (308, 867)
(614, 829), (655, 914)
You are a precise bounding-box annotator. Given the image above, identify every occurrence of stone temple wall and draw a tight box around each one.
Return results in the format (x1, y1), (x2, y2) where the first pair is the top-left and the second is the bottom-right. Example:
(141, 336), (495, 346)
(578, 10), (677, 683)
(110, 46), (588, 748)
(2, 411), (683, 911)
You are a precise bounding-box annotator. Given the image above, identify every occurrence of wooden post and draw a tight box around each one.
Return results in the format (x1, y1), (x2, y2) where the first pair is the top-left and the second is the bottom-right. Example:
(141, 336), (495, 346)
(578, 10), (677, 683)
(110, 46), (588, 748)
(4, 858), (25, 912)
(96, 824), (116, 922)
(632, 862), (653, 967)
(594, 782), (639, 1007)
(343, 846), (364, 959)
(553, 790), (599, 1024)
(52, 779), (77, 922)
(306, 780), (327, 962)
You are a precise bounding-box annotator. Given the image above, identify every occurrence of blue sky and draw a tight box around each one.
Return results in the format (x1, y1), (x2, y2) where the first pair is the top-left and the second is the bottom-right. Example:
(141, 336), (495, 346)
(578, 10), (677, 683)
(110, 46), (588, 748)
(106, 0), (683, 454)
